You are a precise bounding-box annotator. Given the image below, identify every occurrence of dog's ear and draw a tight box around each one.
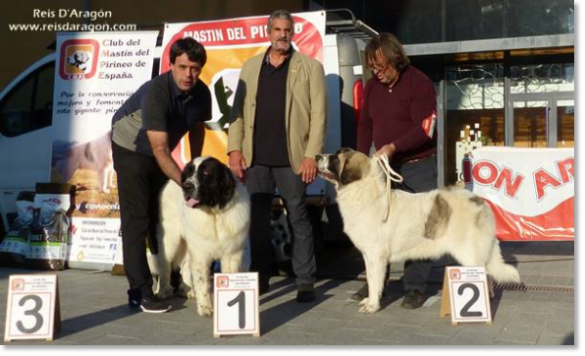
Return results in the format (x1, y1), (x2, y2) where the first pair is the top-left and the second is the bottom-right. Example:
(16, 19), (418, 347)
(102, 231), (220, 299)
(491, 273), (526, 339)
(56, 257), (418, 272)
(215, 160), (236, 208)
(338, 151), (368, 186)
(198, 157), (235, 209)
(182, 161), (196, 185)
(339, 160), (362, 185)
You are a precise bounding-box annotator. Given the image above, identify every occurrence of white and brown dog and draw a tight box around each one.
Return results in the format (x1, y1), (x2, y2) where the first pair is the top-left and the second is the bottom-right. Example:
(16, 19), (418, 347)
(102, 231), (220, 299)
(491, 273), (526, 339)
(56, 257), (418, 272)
(155, 156), (250, 317)
(317, 148), (521, 314)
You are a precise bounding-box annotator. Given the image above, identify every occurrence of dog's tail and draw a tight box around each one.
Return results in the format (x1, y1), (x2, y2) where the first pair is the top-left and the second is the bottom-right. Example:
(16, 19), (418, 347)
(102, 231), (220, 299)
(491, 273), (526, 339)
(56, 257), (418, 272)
(486, 243), (521, 284)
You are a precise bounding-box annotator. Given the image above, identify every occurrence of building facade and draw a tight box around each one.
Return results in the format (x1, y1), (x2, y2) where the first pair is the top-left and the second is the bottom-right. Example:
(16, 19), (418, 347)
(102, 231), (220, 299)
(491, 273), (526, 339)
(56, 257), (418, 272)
(312, 0), (574, 186)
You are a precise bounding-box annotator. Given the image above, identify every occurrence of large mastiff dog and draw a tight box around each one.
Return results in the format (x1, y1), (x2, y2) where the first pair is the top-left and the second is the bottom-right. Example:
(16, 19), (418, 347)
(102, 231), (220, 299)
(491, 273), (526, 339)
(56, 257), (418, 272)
(316, 148), (520, 314)
(156, 156), (250, 317)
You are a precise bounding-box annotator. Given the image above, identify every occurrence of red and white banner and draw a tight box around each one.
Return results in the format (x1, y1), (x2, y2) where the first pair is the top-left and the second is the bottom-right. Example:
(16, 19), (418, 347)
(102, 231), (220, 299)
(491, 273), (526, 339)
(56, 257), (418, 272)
(466, 147), (574, 241)
(160, 12), (326, 168)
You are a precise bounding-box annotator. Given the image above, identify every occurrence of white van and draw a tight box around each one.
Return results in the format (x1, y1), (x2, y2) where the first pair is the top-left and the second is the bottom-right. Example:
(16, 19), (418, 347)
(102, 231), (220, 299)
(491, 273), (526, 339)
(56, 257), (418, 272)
(0, 11), (376, 243)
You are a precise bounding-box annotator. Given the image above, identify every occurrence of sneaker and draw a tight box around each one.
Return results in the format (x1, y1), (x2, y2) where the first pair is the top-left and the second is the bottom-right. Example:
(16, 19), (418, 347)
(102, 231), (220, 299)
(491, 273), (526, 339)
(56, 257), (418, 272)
(400, 289), (425, 309)
(128, 298), (141, 309)
(296, 283), (316, 303)
(129, 296), (172, 313)
(350, 283), (386, 302)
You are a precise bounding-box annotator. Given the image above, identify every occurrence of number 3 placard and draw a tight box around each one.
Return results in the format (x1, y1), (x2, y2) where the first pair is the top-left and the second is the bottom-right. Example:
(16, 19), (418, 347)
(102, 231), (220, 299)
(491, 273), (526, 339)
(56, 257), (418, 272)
(4, 274), (61, 342)
(214, 272), (260, 337)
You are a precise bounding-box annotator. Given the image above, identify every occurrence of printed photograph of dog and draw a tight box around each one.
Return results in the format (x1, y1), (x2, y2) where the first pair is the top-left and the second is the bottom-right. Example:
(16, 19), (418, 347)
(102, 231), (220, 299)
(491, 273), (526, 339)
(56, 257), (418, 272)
(51, 131), (117, 218)
(52, 131), (115, 193)
(155, 156), (250, 317)
(316, 148), (521, 314)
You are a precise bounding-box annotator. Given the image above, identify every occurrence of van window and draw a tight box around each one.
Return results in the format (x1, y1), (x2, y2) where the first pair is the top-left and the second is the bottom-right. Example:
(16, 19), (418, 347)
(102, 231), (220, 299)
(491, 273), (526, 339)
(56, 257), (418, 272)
(0, 63), (55, 137)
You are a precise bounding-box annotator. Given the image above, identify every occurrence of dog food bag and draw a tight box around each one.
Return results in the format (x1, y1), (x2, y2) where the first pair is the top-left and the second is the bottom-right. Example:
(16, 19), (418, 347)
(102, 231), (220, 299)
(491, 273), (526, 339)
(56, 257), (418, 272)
(0, 191), (35, 266)
(26, 183), (72, 270)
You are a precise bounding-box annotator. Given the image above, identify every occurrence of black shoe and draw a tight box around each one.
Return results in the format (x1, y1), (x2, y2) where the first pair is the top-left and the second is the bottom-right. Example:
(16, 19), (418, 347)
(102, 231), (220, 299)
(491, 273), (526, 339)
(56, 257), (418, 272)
(350, 283), (386, 301)
(296, 283), (316, 303)
(128, 298), (141, 309)
(129, 296), (172, 313)
(401, 289), (425, 309)
(259, 278), (270, 295)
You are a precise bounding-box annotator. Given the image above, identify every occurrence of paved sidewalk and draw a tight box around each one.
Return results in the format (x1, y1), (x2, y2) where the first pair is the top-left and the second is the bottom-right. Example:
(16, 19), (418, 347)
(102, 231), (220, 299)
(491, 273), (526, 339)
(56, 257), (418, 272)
(0, 241), (575, 345)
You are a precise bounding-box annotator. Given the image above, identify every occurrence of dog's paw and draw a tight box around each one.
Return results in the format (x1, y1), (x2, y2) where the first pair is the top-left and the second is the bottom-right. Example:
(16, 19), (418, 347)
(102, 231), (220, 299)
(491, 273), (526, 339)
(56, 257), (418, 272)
(197, 304), (213, 317)
(359, 297), (369, 306)
(176, 283), (194, 299)
(358, 303), (380, 314)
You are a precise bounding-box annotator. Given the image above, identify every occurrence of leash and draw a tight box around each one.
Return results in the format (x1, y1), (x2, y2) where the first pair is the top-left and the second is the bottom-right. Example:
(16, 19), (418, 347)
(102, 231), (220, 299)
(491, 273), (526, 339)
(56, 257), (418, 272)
(376, 154), (404, 222)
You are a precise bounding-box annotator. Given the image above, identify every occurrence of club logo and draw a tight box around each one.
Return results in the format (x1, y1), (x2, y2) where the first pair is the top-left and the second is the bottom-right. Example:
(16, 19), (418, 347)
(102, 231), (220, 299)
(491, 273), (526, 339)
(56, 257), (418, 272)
(59, 39), (99, 80)
(11, 278), (25, 291)
(216, 276), (229, 288)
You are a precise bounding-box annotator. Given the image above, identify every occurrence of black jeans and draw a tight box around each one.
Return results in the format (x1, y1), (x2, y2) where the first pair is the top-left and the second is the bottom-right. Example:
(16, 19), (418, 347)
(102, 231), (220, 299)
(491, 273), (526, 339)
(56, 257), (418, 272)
(245, 165), (316, 286)
(393, 155), (438, 293)
(112, 142), (168, 301)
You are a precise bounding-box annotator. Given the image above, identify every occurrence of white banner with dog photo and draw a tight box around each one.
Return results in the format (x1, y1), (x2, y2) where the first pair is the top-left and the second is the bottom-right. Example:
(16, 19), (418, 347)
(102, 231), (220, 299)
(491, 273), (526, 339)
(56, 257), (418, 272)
(51, 31), (158, 268)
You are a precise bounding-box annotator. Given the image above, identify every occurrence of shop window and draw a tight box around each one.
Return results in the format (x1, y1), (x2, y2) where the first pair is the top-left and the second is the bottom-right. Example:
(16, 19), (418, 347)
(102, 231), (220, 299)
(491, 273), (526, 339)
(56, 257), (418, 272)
(512, 101), (548, 148)
(557, 100), (574, 148)
(507, 0), (574, 37)
(510, 63), (574, 94)
(445, 64), (504, 185)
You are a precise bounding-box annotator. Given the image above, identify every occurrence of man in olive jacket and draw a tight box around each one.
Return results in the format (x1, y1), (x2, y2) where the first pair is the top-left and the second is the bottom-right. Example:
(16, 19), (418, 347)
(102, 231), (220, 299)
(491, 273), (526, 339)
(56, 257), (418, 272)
(227, 10), (326, 303)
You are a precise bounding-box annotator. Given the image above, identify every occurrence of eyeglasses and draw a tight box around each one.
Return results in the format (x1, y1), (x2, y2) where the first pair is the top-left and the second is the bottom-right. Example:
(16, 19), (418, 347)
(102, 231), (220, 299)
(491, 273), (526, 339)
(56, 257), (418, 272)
(368, 61), (389, 73)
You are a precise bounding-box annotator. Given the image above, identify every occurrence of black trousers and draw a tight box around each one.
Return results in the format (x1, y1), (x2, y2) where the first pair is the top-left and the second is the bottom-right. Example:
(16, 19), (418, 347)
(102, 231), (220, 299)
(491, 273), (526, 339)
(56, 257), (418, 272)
(393, 155), (438, 293)
(112, 142), (168, 301)
(245, 165), (316, 286)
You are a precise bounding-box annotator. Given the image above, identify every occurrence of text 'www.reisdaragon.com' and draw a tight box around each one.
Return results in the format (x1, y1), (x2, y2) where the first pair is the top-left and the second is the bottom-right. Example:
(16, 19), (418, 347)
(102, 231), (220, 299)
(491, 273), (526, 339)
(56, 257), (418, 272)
(9, 8), (137, 32)
(8, 22), (138, 32)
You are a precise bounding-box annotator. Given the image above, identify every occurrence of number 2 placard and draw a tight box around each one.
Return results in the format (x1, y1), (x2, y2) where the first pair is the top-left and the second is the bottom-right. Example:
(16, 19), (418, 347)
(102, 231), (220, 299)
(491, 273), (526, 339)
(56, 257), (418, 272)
(4, 274), (61, 342)
(214, 272), (260, 337)
(440, 267), (492, 325)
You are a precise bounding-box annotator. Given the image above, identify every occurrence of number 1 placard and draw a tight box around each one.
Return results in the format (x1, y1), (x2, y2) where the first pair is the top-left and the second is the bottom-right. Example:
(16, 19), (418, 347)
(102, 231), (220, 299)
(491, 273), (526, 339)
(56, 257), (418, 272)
(4, 274), (61, 342)
(214, 272), (260, 337)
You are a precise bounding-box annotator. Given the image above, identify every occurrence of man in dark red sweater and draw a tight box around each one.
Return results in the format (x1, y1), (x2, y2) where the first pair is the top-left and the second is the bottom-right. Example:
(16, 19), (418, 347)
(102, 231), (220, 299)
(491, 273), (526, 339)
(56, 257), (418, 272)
(355, 33), (438, 309)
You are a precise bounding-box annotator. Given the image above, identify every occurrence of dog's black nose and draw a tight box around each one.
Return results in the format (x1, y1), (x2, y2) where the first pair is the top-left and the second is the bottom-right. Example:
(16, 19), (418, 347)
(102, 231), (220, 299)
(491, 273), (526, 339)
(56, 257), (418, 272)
(316, 155), (323, 163)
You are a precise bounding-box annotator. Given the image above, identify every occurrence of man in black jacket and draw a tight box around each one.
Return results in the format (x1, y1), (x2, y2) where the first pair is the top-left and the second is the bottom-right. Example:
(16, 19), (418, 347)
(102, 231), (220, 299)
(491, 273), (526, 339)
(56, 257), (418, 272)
(111, 38), (211, 313)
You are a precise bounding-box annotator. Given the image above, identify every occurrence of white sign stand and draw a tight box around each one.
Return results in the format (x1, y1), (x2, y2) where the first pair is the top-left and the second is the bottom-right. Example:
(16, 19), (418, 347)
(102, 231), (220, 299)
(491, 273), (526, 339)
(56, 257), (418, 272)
(440, 266), (492, 325)
(4, 274), (61, 342)
(213, 272), (260, 338)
